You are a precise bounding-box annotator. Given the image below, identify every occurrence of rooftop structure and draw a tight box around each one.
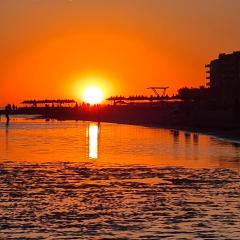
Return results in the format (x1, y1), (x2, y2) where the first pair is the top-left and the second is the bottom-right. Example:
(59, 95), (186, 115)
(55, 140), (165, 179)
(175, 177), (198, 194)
(147, 87), (169, 97)
(21, 99), (76, 107)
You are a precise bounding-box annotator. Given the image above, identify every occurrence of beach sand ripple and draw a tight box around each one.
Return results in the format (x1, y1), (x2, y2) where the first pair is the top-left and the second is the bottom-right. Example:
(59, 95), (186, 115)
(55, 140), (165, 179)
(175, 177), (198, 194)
(0, 162), (239, 239)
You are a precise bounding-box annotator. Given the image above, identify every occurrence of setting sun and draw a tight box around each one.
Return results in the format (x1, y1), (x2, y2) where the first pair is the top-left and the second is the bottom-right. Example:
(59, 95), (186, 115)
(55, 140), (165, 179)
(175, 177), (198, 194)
(83, 86), (103, 104)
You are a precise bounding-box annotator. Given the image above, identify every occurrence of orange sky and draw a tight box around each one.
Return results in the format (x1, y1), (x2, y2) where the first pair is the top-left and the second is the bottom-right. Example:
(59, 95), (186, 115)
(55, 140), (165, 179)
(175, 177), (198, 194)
(1, 0), (240, 106)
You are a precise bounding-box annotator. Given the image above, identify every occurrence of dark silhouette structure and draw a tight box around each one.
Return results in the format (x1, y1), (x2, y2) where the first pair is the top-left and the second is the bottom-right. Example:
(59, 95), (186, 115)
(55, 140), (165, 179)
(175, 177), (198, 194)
(21, 99), (76, 107)
(206, 51), (240, 108)
(147, 87), (169, 97)
(178, 86), (210, 101)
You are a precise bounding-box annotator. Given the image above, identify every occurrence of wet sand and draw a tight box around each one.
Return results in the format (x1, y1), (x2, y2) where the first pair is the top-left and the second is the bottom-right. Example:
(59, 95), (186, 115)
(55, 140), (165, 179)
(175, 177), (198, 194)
(0, 161), (240, 239)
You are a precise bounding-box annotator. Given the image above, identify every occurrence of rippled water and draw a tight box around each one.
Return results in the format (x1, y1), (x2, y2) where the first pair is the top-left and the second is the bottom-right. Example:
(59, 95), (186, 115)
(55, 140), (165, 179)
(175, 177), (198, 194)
(0, 116), (239, 239)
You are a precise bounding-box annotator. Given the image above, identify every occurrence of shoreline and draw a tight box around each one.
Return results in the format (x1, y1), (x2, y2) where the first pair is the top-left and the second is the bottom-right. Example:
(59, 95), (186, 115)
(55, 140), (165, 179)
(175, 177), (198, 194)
(1, 106), (240, 143)
(36, 114), (240, 143)
(99, 121), (240, 143)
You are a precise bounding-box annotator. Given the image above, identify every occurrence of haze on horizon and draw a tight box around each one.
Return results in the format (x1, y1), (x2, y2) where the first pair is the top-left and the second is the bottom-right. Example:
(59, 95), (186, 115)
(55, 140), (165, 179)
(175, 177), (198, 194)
(0, 0), (240, 106)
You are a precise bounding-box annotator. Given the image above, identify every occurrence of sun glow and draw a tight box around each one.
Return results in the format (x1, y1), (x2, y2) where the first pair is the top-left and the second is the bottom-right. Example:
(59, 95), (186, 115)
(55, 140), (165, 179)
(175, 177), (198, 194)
(83, 86), (103, 104)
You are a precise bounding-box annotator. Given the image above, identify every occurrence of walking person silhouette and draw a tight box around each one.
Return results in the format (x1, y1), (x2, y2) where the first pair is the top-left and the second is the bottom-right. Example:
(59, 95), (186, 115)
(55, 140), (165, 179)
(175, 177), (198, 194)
(5, 104), (11, 125)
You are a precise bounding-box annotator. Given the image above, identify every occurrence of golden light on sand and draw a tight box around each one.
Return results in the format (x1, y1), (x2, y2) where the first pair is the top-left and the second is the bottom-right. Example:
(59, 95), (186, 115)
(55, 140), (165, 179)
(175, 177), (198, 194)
(83, 86), (103, 104)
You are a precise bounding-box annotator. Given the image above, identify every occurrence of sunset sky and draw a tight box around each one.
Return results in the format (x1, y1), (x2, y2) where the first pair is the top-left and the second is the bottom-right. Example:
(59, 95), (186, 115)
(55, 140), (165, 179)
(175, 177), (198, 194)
(1, 0), (240, 106)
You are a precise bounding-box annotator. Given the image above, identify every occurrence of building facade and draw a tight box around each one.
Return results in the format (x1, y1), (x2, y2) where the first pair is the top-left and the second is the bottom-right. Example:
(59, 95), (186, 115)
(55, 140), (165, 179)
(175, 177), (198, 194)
(206, 51), (240, 107)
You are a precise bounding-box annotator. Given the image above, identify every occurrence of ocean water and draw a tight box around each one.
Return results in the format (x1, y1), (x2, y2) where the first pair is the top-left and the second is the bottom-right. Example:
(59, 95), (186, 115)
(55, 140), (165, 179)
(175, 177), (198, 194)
(0, 116), (239, 239)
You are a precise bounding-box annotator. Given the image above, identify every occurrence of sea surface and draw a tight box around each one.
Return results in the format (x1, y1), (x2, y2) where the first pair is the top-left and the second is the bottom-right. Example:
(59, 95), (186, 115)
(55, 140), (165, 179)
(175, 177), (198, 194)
(0, 116), (239, 239)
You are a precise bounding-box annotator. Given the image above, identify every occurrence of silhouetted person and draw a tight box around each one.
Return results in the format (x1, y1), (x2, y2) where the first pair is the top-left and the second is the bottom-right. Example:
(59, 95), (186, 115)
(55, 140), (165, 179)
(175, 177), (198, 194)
(193, 133), (199, 145)
(184, 132), (191, 144)
(74, 103), (78, 109)
(171, 130), (179, 144)
(12, 104), (16, 110)
(5, 104), (11, 125)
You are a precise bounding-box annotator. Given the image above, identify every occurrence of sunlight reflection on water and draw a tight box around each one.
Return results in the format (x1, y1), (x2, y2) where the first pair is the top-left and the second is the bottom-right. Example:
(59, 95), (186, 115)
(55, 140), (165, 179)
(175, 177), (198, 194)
(88, 123), (99, 159)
